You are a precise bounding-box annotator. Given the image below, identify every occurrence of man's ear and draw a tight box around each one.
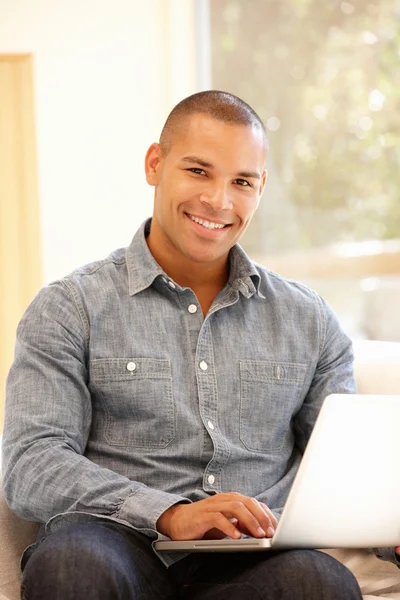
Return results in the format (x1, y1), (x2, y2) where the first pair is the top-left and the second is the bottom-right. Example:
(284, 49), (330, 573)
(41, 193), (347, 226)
(145, 143), (163, 186)
(255, 170), (268, 208)
(260, 169), (268, 195)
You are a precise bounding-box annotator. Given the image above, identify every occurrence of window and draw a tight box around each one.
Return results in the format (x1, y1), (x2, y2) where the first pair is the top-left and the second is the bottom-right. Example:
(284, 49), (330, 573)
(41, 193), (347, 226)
(210, 0), (400, 340)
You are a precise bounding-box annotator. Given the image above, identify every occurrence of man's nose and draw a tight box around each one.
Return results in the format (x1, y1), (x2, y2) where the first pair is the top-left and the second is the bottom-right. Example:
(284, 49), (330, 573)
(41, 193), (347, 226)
(200, 184), (233, 211)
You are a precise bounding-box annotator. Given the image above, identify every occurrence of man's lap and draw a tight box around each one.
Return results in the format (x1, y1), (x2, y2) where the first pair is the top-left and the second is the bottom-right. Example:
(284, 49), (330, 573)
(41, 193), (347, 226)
(180, 548), (362, 599)
(21, 521), (362, 600)
(22, 521), (176, 599)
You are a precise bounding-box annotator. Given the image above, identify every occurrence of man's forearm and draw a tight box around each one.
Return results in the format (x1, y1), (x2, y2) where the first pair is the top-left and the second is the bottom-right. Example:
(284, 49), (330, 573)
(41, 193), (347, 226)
(2, 437), (189, 533)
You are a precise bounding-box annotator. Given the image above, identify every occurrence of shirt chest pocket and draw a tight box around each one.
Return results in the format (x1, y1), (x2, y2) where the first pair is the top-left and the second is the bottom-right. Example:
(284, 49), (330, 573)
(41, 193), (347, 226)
(239, 360), (307, 453)
(90, 358), (175, 449)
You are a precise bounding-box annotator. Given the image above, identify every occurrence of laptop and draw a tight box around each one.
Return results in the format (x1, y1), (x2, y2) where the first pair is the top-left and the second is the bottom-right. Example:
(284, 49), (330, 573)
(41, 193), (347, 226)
(155, 393), (400, 552)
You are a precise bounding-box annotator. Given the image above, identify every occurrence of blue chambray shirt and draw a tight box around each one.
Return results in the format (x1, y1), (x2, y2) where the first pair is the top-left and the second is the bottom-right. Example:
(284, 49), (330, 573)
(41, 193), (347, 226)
(3, 218), (359, 567)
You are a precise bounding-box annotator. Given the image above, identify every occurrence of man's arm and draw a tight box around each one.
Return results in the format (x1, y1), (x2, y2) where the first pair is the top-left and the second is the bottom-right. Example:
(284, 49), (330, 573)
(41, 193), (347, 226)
(244, 296), (355, 519)
(371, 547), (400, 568)
(1, 281), (188, 534)
(293, 294), (356, 455)
(293, 296), (400, 567)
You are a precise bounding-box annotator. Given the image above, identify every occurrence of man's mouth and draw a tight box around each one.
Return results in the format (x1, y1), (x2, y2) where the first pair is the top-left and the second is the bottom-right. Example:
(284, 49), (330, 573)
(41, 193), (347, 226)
(187, 213), (230, 231)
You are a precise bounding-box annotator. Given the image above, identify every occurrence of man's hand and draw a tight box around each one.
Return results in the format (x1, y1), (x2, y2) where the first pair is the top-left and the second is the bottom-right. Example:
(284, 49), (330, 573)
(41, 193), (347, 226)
(156, 492), (278, 541)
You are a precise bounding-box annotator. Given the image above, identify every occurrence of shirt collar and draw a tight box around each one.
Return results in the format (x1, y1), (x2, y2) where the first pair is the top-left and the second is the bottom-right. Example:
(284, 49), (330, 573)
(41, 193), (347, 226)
(126, 219), (165, 296)
(228, 243), (262, 299)
(126, 218), (262, 299)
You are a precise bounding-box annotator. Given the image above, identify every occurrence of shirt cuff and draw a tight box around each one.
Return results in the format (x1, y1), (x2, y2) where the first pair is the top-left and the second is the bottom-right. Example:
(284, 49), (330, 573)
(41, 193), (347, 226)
(373, 547), (400, 568)
(113, 486), (191, 535)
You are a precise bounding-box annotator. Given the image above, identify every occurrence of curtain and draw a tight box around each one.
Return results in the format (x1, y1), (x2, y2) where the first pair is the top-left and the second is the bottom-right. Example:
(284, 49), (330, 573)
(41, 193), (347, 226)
(0, 55), (41, 433)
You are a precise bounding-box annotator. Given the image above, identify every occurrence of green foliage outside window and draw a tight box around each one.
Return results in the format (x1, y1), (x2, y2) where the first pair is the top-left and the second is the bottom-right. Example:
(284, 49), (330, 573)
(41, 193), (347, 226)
(210, 0), (400, 253)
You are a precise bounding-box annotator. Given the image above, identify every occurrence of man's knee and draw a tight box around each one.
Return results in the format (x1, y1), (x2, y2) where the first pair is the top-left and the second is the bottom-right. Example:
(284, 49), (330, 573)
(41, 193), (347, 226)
(22, 523), (138, 599)
(266, 549), (362, 599)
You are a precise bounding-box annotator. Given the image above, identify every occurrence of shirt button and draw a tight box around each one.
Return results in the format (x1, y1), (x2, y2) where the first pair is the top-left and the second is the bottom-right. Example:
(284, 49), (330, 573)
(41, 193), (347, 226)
(207, 420), (215, 430)
(126, 361), (136, 372)
(188, 304), (197, 314)
(168, 281), (176, 289)
(199, 361), (208, 371)
(207, 475), (215, 485)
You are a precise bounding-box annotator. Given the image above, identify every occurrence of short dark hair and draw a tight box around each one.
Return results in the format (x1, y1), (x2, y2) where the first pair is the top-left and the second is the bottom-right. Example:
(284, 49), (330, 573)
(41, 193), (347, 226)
(159, 90), (268, 154)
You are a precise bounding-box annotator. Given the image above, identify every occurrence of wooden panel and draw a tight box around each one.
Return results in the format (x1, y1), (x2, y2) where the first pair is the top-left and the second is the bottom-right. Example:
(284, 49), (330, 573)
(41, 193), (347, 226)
(0, 55), (41, 433)
(253, 242), (400, 281)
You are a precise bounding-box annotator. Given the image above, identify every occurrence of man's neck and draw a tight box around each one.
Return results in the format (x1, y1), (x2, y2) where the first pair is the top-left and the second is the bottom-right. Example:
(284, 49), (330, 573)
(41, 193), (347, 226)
(151, 243), (229, 289)
(146, 228), (230, 313)
(166, 257), (229, 318)
(168, 257), (228, 289)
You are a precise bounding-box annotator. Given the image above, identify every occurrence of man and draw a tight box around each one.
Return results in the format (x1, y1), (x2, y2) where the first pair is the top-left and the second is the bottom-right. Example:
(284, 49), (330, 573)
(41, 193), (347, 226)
(3, 90), (373, 599)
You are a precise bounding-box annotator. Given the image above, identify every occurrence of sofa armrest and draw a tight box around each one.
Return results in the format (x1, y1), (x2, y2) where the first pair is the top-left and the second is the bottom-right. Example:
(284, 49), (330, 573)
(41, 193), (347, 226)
(353, 340), (400, 394)
(0, 485), (39, 600)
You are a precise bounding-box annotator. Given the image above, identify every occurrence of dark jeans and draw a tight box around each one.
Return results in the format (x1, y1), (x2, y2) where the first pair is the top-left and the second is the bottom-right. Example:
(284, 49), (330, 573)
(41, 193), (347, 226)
(21, 522), (363, 600)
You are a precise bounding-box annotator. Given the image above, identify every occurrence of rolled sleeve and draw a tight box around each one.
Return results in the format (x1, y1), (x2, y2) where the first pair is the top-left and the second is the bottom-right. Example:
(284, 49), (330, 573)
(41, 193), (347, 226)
(372, 547), (400, 568)
(113, 487), (191, 534)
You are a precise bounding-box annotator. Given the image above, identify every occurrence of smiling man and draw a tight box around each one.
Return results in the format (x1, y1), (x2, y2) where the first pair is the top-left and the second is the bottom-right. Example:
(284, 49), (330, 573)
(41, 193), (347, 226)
(3, 91), (366, 599)
(145, 105), (268, 315)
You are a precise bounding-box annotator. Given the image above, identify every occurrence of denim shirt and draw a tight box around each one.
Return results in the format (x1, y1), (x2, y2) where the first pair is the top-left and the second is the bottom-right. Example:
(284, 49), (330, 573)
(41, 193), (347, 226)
(3, 218), (394, 567)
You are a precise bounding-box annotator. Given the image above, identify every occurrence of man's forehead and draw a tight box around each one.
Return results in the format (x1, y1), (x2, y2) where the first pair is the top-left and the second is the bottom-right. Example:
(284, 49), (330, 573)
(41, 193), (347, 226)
(167, 114), (267, 163)
(180, 113), (264, 140)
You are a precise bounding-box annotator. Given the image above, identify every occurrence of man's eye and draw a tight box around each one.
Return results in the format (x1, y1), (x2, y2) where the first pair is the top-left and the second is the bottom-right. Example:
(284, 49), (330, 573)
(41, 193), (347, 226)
(188, 168), (206, 175)
(235, 179), (251, 187)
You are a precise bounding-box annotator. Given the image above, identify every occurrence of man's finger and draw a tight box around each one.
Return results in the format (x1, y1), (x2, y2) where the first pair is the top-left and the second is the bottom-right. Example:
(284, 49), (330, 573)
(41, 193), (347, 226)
(259, 502), (278, 529)
(218, 501), (266, 537)
(209, 493), (277, 538)
(211, 513), (242, 539)
(240, 497), (276, 536)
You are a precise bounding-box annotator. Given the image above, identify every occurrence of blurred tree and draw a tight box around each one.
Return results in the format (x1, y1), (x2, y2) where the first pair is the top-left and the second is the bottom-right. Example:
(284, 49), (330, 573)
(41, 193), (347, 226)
(210, 0), (400, 253)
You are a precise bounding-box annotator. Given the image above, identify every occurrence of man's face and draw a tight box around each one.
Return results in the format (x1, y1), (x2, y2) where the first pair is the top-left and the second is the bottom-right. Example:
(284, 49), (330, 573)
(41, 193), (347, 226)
(145, 114), (267, 266)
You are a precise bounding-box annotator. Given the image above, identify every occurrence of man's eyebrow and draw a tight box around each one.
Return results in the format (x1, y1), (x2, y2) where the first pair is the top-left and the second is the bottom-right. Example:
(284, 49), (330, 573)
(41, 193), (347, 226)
(237, 169), (261, 180)
(181, 156), (261, 179)
(182, 156), (213, 168)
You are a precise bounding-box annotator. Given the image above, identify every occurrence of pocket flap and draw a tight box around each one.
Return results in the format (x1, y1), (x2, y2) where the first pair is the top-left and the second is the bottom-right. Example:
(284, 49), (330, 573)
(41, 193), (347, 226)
(239, 360), (306, 385)
(91, 358), (172, 382)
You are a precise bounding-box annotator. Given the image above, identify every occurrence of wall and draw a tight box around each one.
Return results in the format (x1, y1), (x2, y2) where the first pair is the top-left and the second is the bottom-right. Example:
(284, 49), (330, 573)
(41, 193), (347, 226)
(0, 0), (199, 283)
(0, 55), (42, 434)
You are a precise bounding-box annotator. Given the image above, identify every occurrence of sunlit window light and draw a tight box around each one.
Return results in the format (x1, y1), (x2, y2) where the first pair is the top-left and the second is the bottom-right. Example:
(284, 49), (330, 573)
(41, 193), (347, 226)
(369, 89), (385, 111)
(341, 2), (355, 15)
(358, 116), (373, 131)
(363, 31), (378, 45)
(266, 116), (281, 132)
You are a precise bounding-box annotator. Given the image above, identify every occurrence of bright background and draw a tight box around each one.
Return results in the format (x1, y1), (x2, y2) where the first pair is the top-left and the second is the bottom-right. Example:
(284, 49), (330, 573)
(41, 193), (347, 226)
(0, 0), (202, 283)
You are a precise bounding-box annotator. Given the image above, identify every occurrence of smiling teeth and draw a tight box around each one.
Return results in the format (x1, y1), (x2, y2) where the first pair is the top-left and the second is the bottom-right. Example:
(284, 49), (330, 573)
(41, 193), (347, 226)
(189, 215), (226, 230)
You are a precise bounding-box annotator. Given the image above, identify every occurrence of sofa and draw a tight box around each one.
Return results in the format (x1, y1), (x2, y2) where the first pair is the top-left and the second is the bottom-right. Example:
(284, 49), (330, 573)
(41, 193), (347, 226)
(0, 339), (399, 600)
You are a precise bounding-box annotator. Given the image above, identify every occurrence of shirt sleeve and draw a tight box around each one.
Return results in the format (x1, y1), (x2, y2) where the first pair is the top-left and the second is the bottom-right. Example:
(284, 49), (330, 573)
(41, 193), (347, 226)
(291, 295), (400, 568)
(1, 281), (189, 535)
(367, 547), (400, 569)
(293, 294), (356, 455)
